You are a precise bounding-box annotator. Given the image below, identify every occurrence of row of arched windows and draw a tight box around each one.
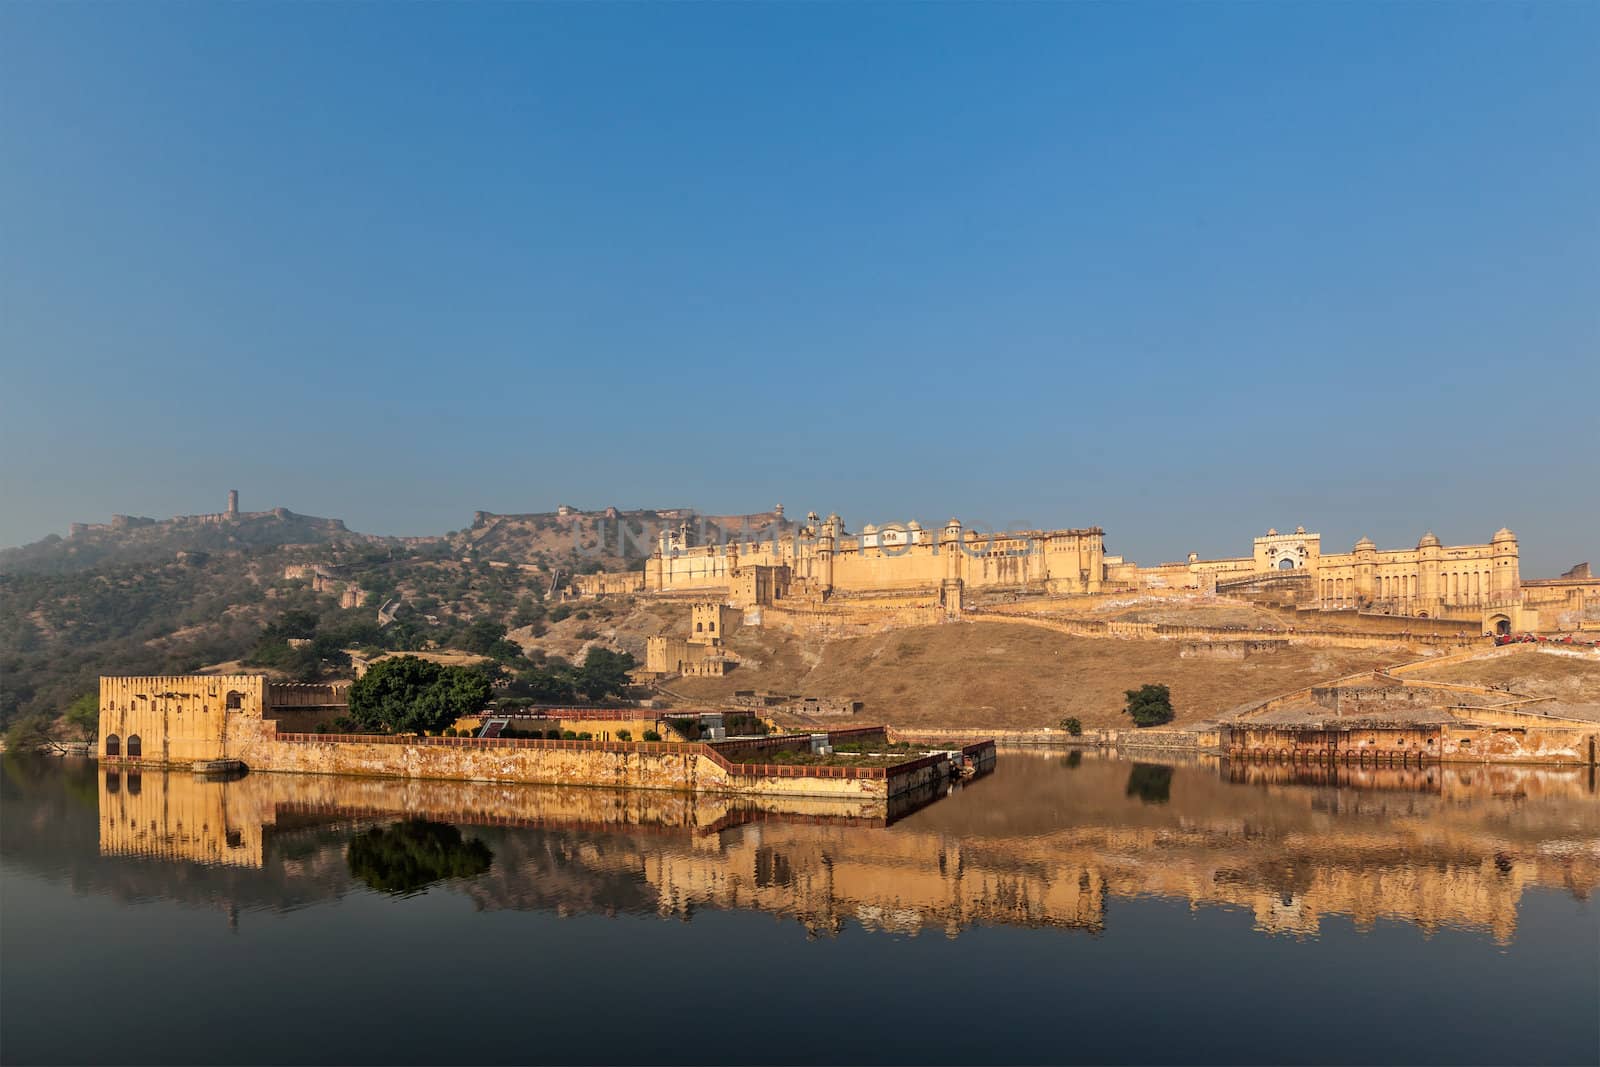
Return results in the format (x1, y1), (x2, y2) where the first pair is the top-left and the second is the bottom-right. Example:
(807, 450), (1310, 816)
(104, 734), (142, 758)
(1320, 570), (1494, 606)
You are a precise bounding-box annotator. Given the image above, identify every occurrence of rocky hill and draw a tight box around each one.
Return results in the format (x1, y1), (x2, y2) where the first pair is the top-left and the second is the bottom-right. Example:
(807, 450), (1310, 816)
(0, 499), (781, 730)
(0, 509), (372, 576)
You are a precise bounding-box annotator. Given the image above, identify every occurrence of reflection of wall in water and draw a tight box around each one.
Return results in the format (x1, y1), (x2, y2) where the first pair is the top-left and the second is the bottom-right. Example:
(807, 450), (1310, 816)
(98, 769), (268, 868)
(92, 758), (1600, 945)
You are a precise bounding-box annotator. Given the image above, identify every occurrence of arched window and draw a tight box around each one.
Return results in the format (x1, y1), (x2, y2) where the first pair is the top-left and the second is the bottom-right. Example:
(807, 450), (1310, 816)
(105, 734), (121, 758)
(225, 691), (243, 710)
(696, 622), (703, 632)
(127, 734), (142, 759)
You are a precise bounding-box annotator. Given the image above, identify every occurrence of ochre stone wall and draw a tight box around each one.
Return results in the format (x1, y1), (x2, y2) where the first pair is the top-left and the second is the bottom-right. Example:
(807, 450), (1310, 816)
(100, 675), (258, 765)
(220, 717), (941, 799)
(99, 675), (350, 764)
(644, 516), (1104, 599)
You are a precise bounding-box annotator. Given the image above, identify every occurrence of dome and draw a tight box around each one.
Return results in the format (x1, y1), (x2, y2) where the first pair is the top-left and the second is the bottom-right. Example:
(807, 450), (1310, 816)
(1418, 532), (1440, 548)
(906, 520), (922, 531)
(861, 523), (878, 535)
(1267, 528), (1278, 536)
(945, 517), (962, 527)
(1493, 527), (1517, 543)
(1355, 536), (1376, 550)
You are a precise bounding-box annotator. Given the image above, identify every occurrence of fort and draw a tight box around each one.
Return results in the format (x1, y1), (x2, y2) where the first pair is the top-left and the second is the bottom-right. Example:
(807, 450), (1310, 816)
(574, 511), (1595, 638)
(96, 673), (995, 808)
(65, 490), (351, 539)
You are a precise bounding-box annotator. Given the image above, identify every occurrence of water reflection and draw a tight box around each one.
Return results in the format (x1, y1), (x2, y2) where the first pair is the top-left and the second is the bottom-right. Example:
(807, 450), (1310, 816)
(346, 820), (493, 895)
(5, 752), (1598, 945)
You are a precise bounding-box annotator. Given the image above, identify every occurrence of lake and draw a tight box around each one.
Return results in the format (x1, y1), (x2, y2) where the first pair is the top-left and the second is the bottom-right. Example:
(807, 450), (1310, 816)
(2, 752), (1596, 1065)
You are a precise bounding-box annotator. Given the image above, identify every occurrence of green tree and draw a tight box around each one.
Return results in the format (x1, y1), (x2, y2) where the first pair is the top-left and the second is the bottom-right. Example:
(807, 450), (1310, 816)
(347, 656), (492, 735)
(2, 714), (56, 754)
(1123, 684), (1174, 727)
(575, 647), (636, 702)
(1059, 716), (1083, 736)
(64, 693), (99, 741)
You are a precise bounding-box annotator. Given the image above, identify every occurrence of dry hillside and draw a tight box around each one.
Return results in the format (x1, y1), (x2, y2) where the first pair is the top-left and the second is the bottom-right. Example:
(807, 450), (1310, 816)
(1406, 649), (1600, 704)
(662, 622), (1398, 730)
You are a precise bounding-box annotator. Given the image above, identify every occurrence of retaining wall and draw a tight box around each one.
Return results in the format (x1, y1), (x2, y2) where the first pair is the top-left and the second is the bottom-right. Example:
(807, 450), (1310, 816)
(225, 719), (952, 800)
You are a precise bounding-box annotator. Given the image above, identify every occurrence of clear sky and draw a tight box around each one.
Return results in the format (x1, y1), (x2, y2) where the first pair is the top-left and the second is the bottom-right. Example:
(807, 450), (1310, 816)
(2, 3), (1595, 573)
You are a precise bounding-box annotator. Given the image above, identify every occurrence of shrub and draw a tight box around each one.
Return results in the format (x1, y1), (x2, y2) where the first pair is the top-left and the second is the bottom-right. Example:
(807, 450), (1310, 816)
(642, 730), (662, 742)
(574, 628), (599, 641)
(546, 729), (562, 739)
(443, 728), (458, 738)
(615, 729), (632, 741)
(1060, 717), (1083, 736)
(561, 730), (578, 740)
(577, 731), (593, 741)
(1123, 684), (1174, 728)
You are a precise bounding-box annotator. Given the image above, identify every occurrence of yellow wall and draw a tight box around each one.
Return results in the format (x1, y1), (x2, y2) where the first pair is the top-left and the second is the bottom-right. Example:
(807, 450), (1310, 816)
(99, 674), (257, 764)
(644, 517), (1104, 599)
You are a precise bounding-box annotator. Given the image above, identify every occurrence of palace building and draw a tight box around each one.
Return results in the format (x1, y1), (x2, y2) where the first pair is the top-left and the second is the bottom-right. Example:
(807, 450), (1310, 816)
(578, 508), (1594, 636)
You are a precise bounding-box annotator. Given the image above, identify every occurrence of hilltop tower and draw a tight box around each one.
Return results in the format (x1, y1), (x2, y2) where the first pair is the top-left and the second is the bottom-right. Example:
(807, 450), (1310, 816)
(227, 489), (239, 518)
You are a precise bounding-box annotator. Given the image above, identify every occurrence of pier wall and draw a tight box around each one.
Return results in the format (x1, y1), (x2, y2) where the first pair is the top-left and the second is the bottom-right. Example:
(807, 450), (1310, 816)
(222, 718), (971, 800)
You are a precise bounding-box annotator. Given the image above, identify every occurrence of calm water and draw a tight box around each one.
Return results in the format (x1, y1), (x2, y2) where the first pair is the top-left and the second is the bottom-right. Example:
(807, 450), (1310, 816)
(2, 753), (1597, 1066)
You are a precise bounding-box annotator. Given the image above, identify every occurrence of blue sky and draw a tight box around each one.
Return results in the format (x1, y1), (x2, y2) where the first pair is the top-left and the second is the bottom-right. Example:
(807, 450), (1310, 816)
(2, 3), (1595, 572)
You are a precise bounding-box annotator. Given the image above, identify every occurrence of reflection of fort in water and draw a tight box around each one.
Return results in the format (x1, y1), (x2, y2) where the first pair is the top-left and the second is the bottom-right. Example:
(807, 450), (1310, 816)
(97, 754), (1600, 944)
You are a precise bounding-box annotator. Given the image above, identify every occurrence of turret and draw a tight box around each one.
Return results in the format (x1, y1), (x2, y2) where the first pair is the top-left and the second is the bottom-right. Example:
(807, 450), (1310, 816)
(941, 518), (964, 582)
(1353, 536), (1377, 604)
(817, 515), (837, 593)
(1417, 532), (1443, 604)
(1491, 528), (1519, 602)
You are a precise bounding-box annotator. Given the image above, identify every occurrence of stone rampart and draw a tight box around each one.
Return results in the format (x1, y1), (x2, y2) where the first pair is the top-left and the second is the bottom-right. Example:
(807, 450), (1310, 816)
(229, 721), (951, 800)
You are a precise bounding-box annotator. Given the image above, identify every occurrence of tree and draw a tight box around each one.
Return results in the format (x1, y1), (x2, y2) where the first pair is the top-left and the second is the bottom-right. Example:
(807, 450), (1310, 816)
(1123, 683), (1174, 727)
(575, 647), (636, 702)
(514, 667), (576, 704)
(1059, 716), (1083, 736)
(346, 656), (491, 735)
(64, 693), (99, 741)
(269, 609), (321, 640)
(2, 714), (57, 754)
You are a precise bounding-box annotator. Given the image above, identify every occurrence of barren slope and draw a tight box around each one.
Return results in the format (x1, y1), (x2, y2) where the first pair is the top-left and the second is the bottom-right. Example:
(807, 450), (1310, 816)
(1406, 649), (1600, 704)
(664, 622), (1397, 730)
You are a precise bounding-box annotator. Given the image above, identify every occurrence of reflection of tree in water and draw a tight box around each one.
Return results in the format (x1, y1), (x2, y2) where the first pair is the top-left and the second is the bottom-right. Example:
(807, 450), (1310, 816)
(1125, 763), (1174, 805)
(346, 820), (493, 894)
